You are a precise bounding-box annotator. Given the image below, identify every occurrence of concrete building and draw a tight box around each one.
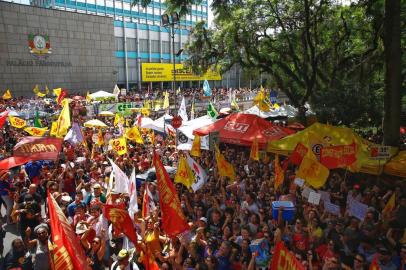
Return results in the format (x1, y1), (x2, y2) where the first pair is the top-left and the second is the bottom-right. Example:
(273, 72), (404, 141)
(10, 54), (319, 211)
(0, 1), (116, 96)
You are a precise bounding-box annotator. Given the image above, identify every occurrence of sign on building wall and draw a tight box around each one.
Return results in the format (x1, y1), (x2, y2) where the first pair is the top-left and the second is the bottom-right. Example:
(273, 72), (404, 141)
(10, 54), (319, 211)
(141, 63), (222, 82)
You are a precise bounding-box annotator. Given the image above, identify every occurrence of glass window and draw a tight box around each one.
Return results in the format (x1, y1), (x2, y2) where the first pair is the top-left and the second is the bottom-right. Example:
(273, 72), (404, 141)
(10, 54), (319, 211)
(106, 0), (113, 6)
(116, 58), (125, 67)
(150, 58), (160, 63)
(123, 2), (130, 11)
(147, 7), (153, 14)
(96, 0), (104, 7)
(162, 41), (170, 53)
(151, 40), (160, 53)
(127, 38), (136, 51)
(139, 39), (149, 53)
(115, 37), (124, 51)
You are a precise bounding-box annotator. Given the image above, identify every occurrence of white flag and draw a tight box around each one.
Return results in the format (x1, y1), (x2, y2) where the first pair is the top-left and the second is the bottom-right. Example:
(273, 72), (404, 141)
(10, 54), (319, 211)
(178, 96), (188, 122)
(108, 158), (129, 194)
(113, 84), (120, 95)
(186, 154), (208, 192)
(128, 168), (138, 220)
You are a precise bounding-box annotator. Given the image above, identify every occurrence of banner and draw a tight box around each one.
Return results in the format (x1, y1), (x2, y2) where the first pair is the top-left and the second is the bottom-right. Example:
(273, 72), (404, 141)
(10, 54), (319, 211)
(141, 63), (221, 82)
(48, 193), (90, 270)
(24, 127), (48, 137)
(270, 242), (305, 270)
(186, 154), (208, 192)
(153, 152), (189, 237)
(8, 116), (26, 128)
(320, 143), (357, 169)
(13, 137), (63, 161)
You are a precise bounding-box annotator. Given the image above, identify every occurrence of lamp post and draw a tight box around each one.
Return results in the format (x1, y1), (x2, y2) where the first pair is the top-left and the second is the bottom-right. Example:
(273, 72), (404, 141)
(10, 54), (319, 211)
(161, 12), (180, 112)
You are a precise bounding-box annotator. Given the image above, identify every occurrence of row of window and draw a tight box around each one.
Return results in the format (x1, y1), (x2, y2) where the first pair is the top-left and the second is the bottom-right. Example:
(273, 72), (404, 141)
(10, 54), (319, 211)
(115, 38), (182, 53)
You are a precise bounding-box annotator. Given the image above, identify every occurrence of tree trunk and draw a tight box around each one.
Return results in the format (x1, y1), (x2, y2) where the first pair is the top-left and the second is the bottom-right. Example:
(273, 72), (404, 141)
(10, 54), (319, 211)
(383, 0), (401, 147)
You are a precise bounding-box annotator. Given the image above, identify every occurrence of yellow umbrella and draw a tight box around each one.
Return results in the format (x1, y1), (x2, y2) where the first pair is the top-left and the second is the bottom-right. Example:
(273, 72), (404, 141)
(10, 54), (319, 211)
(84, 119), (108, 128)
(98, 111), (115, 117)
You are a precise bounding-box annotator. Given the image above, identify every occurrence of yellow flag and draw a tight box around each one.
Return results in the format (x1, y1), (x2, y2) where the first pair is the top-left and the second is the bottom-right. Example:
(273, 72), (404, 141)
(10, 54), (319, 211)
(296, 151), (329, 189)
(36, 91), (46, 98)
(174, 155), (195, 189)
(125, 126), (144, 144)
(24, 127), (48, 137)
(8, 116), (26, 128)
(382, 193), (396, 217)
(141, 108), (150, 116)
(250, 137), (260, 161)
(231, 99), (240, 111)
(149, 129), (155, 145)
(114, 113), (120, 126)
(110, 137), (127, 155)
(55, 99), (71, 138)
(2, 89), (12, 100)
(215, 145), (236, 182)
(274, 155), (284, 189)
(45, 85), (50, 95)
(33, 85), (40, 94)
(53, 88), (62, 97)
(163, 91), (170, 109)
(50, 121), (58, 136)
(97, 128), (104, 146)
(273, 103), (280, 109)
(154, 100), (162, 111)
(253, 86), (270, 112)
(86, 91), (92, 103)
(190, 134), (201, 157)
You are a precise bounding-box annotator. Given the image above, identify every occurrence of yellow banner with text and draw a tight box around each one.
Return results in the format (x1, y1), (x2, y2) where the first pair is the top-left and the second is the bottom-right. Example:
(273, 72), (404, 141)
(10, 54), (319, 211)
(141, 63), (222, 82)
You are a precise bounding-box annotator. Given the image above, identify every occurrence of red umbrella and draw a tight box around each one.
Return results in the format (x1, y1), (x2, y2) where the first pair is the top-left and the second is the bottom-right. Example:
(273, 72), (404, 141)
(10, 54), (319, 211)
(193, 113), (295, 148)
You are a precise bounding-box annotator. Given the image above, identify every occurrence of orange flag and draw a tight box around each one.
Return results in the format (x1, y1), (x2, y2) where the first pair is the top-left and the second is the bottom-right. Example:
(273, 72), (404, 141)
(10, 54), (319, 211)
(215, 145), (236, 182)
(250, 137), (260, 161)
(382, 193), (396, 217)
(190, 134), (201, 157)
(47, 193), (91, 270)
(153, 151), (189, 237)
(274, 155), (284, 189)
(103, 204), (138, 245)
(369, 255), (380, 270)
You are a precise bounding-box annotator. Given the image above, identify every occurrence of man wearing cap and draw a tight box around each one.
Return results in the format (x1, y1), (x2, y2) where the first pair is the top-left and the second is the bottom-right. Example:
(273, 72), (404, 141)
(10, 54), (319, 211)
(110, 249), (139, 270)
(85, 183), (106, 206)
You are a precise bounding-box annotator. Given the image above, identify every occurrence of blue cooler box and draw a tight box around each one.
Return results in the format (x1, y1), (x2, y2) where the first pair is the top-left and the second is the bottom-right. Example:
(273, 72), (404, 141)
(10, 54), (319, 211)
(272, 201), (295, 222)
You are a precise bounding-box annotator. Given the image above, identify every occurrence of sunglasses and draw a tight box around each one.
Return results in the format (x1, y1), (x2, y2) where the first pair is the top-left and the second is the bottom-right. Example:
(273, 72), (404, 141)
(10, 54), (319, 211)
(92, 240), (100, 244)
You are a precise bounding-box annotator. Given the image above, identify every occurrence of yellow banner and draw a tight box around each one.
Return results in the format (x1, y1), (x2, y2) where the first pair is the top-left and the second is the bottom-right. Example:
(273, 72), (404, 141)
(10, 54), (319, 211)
(141, 63), (222, 82)
(109, 137), (127, 155)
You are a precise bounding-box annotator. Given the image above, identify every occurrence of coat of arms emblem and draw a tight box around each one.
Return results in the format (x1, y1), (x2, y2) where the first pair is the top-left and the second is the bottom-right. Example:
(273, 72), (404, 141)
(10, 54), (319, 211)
(28, 33), (52, 57)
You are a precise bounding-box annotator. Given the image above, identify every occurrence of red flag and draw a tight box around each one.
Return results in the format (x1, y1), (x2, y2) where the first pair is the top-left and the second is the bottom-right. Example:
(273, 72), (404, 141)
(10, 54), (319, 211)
(47, 193), (90, 270)
(320, 142), (357, 169)
(103, 204), (138, 245)
(143, 251), (160, 270)
(0, 111), (9, 129)
(369, 255), (381, 270)
(153, 151), (189, 237)
(290, 142), (308, 165)
(141, 184), (155, 218)
(57, 89), (68, 105)
(274, 155), (284, 190)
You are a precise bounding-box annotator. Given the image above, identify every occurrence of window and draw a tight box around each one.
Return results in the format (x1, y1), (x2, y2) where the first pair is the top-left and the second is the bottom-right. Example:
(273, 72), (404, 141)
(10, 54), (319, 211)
(151, 40), (160, 53)
(115, 37), (124, 51)
(126, 38), (136, 51)
(162, 41), (170, 53)
(139, 39), (149, 53)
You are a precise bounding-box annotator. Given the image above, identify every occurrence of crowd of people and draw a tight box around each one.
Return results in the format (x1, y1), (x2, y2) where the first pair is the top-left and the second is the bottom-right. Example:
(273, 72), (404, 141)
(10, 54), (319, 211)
(0, 91), (405, 270)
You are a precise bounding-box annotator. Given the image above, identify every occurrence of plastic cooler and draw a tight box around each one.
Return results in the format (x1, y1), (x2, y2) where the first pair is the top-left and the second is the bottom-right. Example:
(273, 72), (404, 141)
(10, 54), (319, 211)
(272, 201), (295, 222)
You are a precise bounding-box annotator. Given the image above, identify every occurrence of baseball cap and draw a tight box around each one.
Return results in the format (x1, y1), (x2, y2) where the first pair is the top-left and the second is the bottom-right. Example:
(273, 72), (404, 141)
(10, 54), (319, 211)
(117, 249), (129, 260)
(199, 217), (207, 223)
(93, 183), (101, 189)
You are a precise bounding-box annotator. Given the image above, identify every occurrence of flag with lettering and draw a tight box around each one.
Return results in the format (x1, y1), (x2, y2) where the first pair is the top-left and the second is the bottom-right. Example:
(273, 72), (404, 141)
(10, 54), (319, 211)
(270, 242), (305, 270)
(153, 151), (189, 237)
(50, 121), (58, 137)
(320, 143), (357, 169)
(8, 116), (26, 129)
(125, 126), (144, 144)
(109, 137), (127, 155)
(290, 142), (309, 165)
(186, 154), (208, 192)
(55, 99), (71, 138)
(48, 193), (91, 270)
